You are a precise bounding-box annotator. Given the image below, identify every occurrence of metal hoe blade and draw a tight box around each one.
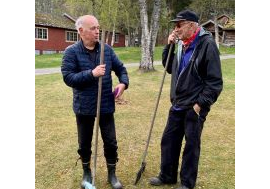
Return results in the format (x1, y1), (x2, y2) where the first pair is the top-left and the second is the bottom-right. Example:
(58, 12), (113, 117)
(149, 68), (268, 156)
(134, 162), (146, 185)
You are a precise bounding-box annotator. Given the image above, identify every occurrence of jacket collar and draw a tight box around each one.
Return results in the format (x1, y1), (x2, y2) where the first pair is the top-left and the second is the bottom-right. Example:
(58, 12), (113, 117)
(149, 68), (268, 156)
(199, 27), (212, 37)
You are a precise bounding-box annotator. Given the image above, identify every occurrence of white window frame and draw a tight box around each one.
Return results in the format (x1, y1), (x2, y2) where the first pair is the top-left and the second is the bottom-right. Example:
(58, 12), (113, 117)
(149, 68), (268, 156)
(114, 33), (120, 43)
(35, 27), (48, 40)
(66, 31), (79, 42)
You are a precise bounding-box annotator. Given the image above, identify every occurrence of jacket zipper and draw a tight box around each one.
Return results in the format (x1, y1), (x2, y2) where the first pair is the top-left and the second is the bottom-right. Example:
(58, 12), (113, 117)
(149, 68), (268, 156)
(175, 46), (197, 89)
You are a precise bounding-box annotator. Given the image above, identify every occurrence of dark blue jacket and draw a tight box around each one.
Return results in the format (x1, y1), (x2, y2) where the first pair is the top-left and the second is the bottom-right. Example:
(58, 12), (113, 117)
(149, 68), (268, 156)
(61, 40), (129, 115)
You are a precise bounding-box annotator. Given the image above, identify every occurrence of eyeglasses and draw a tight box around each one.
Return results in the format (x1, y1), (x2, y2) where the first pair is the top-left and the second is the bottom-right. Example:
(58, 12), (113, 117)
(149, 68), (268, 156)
(175, 21), (189, 28)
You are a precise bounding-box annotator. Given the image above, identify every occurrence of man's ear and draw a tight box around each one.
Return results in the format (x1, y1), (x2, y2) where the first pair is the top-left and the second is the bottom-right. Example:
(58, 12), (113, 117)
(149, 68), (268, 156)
(79, 27), (83, 34)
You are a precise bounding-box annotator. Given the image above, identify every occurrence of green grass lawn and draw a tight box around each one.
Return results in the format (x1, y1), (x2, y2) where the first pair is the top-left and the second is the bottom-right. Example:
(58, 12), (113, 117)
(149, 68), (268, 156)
(35, 45), (234, 69)
(35, 59), (235, 189)
(219, 45), (235, 55)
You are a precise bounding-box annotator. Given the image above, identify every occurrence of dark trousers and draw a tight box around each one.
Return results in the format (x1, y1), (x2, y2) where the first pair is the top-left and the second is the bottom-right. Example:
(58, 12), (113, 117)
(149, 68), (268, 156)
(76, 113), (118, 164)
(159, 107), (208, 189)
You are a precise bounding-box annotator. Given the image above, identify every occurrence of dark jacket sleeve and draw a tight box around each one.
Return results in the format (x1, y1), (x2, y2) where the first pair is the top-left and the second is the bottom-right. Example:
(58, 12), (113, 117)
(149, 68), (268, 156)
(162, 44), (175, 74)
(110, 48), (129, 89)
(61, 46), (97, 88)
(196, 39), (223, 108)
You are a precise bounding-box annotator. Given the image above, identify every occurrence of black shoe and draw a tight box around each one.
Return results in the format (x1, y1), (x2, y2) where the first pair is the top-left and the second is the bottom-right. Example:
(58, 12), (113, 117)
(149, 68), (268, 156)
(149, 176), (164, 186)
(176, 185), (190, 189)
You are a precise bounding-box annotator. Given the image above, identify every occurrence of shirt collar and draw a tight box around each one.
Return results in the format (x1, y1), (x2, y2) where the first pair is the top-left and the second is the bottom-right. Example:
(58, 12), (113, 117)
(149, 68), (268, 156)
(81, 40), (100, 52)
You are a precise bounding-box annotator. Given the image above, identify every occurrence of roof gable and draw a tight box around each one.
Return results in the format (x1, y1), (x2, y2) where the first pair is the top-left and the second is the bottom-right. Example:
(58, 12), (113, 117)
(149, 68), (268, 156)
(217, 14), (231, 20)
(35, 13), (77, 30)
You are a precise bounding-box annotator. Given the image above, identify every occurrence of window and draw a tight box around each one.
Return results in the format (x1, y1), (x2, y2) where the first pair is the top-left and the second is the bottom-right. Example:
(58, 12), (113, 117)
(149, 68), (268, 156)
(35, 27), (48, 40)
(114, 33), (119, 43)
(66, 31), (78, 42)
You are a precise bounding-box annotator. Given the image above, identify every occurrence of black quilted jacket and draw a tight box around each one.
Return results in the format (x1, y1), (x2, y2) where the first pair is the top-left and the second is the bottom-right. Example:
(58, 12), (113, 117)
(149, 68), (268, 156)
(162, 28), (223, 111)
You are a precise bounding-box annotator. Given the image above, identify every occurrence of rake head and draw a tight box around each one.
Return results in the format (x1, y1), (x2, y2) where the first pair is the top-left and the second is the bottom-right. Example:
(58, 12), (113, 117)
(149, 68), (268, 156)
(134, 162), (146, 185)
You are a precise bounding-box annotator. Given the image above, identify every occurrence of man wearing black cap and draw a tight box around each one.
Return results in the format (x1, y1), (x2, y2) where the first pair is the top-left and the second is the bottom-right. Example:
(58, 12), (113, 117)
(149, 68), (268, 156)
(149, 10), (223, 189)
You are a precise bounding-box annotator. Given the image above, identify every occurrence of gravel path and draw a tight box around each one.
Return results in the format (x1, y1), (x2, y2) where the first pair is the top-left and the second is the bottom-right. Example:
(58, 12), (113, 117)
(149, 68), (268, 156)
(35, 54), (235, 75)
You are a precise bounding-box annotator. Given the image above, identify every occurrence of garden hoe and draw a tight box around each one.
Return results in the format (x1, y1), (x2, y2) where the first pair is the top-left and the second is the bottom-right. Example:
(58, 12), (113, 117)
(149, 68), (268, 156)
(82, 29), (106, 189)
(134, 44), (174, 185)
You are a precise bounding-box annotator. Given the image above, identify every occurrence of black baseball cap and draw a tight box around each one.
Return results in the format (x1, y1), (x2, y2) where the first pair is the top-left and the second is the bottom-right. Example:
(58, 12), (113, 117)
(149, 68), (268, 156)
(170, 10), (199, 23)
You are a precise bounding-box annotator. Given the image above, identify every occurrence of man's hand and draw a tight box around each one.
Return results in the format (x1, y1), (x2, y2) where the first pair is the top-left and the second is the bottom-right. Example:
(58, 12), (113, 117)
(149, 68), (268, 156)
(113, 83), (126, 99)
(168, 30), (179, 44)
(92, 64), (106, 77)
(193, 103), (201, 116)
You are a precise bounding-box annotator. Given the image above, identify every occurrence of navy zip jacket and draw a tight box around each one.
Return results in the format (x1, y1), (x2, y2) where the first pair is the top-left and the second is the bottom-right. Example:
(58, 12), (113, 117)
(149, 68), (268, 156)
(162, 27), (223, 111)
(61, 40), (129, 115)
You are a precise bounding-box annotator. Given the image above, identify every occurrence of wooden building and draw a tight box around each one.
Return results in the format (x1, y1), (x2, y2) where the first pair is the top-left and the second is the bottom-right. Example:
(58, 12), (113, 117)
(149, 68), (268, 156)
(35, 13), (126, 55)
(200, 14), (235, 46)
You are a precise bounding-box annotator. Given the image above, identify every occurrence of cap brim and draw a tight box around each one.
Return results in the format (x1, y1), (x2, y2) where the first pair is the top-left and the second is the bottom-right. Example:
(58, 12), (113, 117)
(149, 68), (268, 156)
(170, 18), (186, 23)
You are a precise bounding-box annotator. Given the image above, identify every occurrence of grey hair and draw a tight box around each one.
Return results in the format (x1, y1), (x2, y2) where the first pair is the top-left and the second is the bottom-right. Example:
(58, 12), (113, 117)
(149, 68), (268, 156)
(75, 16), (84, 32)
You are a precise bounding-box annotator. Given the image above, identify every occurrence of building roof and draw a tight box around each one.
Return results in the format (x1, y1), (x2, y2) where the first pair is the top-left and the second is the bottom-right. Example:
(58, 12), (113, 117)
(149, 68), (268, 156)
(35, 13), (76, 30)
(201, 15), (235, 31)
(217, 14), (231, 20)
(200, 20), (224, 29)
(223, 19), (235, 30)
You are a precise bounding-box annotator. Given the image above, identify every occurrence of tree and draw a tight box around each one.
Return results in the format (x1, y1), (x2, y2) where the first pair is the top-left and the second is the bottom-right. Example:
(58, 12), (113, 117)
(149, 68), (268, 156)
(165, 0), (192, 19)
(189, 0), (235, 48)
(63, 0), (117, 42)
(138, 0), (161, 72)
(64, 0), (100, 18)
(189, 0), (235, 22)
(118, 0), (140, 47)
(35, 0), (55, 13)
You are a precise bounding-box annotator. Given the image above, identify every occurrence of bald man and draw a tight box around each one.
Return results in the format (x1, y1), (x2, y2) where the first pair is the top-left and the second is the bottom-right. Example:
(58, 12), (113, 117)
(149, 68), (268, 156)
(61, 15), (128, 189)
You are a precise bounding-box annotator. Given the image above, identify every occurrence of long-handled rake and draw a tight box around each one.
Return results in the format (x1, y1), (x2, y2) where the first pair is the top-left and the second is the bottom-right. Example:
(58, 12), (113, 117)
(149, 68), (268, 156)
(134, 44), (174, 185)
(82, 29), (106, 189)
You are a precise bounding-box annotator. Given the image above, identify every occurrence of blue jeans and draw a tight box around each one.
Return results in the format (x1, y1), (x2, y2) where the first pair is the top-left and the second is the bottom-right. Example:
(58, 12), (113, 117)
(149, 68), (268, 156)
(159, 106), (208, 188)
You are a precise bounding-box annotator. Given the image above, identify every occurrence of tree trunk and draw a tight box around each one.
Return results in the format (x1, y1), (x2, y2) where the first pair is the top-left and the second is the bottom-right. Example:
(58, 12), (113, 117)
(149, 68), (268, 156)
(127, 27), (131, 47)
(222, 31), (225, 43)
(106, 31), (109, 44)
(126, 11), (131, 47)
(214, 0), (219, 49)
(111, 23), (116, 46)
(138, 0), (152, 71)
(214, 14), (219, 49)
(149, 0), (161, 67)
(138, 0), (161, 72)
(110, 0), (118, 47)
